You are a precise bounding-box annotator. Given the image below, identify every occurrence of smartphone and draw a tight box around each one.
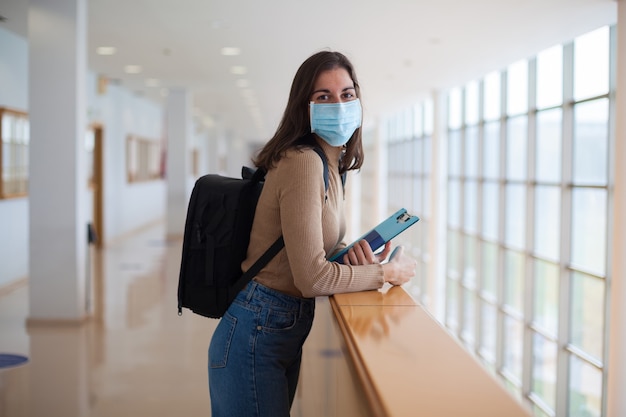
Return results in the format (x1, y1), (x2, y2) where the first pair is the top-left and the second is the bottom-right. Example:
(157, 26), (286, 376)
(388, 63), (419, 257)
(329, 208), (420, 263)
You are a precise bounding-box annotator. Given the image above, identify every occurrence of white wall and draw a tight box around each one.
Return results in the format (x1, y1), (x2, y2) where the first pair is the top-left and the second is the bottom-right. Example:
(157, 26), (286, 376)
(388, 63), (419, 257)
(0, 27), (28, 110)
(87, 76), (166, 242)
(0, 26), (167, 288)
(0, 27), (29, 287)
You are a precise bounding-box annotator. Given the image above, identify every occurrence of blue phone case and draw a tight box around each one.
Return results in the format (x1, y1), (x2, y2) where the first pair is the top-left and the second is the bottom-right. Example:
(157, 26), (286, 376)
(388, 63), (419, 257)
(329, 208), (420, 263)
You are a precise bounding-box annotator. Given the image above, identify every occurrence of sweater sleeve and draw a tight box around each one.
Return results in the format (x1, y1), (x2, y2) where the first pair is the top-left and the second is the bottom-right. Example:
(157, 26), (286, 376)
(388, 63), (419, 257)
(275, 149), (384, 298)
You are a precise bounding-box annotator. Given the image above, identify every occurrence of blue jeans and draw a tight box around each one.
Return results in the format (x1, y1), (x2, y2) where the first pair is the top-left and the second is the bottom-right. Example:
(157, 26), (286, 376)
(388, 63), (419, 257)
(208, 281), (315, 417)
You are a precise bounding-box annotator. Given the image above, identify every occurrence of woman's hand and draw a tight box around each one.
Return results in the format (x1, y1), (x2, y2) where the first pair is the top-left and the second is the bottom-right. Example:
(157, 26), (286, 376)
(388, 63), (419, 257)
(342, 240), (392, 265)
(382, 246), (416, 286)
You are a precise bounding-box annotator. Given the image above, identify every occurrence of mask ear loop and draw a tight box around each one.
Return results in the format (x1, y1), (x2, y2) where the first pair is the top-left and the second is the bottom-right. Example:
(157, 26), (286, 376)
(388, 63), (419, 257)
(309, 101), (315, 134)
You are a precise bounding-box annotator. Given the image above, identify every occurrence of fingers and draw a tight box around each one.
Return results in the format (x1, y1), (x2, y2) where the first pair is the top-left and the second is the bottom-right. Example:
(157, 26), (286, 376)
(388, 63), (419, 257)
(376, 241), (392, 262)
(386, 248), (417, 286)
(345, 239), (377, 265)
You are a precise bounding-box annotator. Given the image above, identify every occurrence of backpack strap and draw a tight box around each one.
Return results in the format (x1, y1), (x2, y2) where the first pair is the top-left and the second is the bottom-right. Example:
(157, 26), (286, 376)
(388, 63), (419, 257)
(312, 146), (347, 199)
(229, 235), (285, 299)
(311, 146), (330, 198)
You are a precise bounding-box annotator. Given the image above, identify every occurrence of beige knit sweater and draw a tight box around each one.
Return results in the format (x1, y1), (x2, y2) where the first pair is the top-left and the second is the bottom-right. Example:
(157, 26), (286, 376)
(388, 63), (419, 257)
(242, 139), (385, 298)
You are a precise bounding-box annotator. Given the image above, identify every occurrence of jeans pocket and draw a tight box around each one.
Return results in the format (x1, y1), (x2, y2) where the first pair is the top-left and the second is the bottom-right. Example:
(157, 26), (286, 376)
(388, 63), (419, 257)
(262, 308), (297, 332)
(209, 312), (237, 368)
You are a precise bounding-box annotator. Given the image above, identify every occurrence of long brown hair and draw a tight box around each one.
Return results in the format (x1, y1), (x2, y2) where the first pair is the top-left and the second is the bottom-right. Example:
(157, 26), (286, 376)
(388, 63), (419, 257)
(253, 51), (364, 174)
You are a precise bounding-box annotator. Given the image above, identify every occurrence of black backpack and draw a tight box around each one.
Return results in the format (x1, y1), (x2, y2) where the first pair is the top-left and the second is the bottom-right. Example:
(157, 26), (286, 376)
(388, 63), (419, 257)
(177, 145), (334, 318)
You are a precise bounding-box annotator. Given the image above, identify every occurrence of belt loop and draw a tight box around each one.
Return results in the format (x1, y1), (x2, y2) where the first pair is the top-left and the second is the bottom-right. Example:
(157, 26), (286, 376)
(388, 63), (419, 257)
(246, 281), (257, 302)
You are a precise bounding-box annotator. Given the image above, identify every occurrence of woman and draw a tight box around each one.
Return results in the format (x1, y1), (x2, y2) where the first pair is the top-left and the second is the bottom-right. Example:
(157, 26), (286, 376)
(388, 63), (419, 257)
(208, 50), (417, 417)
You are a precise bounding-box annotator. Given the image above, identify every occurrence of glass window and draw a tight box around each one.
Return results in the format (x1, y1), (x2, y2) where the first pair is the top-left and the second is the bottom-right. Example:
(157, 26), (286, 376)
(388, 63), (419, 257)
(388, 117), (398, 142)
(423, 164), (432, 218)
(503, 315), (524, 382)
(536, 108), (563, 183)
(534, 185), (561, 261)
(404, 107), (413, 139)
(463, 287), (476, 342)
(465, 126), (479, 178)
(484, 71), (501, 121)
(464, 235), (477, 286)
(533, 259), (559, 336)
(465, 80), (480, 125)
(446, 279), (459, 329)
(480, 301), (498, 363)
(505, 183), (526, 249)
(439, 24), (613, 416)
(423, 136), (432, 175)
(481, 241), (498, 298)
(413, 140), (423, 176)
(448, 179), (461, 228)
(574, 26), (610, 101)
(569, 355), (603, 417)
(447, 230), (461, 277)
(571, 272), (605, 361)
(507, 59), (529, 116)
(504, 250), (524, 313)
(571, 188), (607, 275)
(532, 333), (557, 412)
(464, 180), (478, 233)
(573, 99), (609, 186)
(423, 99), (434, 135)
(533, 405), (551, 417)
(536, 45), (563, 109)
(0, 108), (30, 198)
(482, 182), (499, 240)
(412, 173), (423, 213)
(449, 130), (462, 177)
(506, 116), (528, 181)
(448, 87), (463, 129)
(413, 103), (423, 137)
(483, 121), (500, 179)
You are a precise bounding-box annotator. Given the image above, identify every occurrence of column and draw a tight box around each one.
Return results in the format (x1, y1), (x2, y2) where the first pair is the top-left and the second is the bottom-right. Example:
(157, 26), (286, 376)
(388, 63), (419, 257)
(374, 120), (388, 220)
(28, 0), (88, 322)
(429, 90), (448, 321)
(607, 2), (626, 417)
(165, 88), (192, 239)
(28, 325), (89, 417)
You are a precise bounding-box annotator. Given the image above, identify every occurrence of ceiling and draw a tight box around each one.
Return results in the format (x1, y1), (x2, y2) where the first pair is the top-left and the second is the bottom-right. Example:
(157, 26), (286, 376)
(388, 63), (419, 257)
(0, 0), (618, 143)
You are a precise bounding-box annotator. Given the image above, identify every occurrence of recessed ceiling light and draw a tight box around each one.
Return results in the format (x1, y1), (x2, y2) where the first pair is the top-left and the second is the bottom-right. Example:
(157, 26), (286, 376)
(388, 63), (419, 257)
(145, 78), (160, 87)
(97, 46), (117, 55)
(221, 47), (241, 56)
(124, 65), (142, 74)
(230, 66), (247, 75)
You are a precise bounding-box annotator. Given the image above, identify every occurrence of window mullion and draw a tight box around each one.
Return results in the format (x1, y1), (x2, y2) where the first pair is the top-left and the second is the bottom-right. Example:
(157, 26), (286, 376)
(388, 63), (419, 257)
(556, 41), (575, 417)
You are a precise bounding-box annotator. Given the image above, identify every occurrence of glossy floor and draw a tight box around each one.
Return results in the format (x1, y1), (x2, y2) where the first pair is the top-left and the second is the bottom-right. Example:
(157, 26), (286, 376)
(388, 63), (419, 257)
(0, 225), (292, 417)
(0, 222), (357, 417)
(0, 223), (218, 416)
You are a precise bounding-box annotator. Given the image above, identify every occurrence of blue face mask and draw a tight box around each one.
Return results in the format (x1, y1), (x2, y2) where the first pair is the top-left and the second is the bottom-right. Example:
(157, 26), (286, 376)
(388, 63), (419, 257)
(310, 98), (362, 147)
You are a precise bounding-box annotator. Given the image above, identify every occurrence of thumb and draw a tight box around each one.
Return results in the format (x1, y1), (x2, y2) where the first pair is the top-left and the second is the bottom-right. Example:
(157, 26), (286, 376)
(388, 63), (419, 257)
(389, 245), (404, 261)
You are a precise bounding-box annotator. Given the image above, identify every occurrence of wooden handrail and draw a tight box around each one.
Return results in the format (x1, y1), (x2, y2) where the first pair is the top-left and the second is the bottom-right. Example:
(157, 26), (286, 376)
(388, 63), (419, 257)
(328, 285), (533, 417)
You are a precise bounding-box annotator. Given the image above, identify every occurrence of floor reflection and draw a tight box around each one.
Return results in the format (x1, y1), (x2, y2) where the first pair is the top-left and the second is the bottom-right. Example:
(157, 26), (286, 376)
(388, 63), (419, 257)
(0, 222), (363, 417)
(0, 223), (215, 417)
